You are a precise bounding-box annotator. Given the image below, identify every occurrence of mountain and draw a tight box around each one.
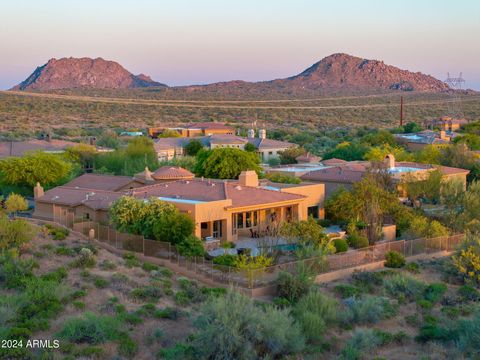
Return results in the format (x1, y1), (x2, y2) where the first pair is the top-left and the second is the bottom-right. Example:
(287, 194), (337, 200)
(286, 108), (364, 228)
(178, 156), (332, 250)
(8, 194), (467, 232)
(180, 53), (449, 96)
(11, 57), (166, 90)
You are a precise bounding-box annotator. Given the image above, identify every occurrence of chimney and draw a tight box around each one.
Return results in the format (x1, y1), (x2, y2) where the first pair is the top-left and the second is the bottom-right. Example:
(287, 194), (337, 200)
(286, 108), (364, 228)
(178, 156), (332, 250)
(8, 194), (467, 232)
(144, 166), (153, 181)
(238, 170), (258, 187)
(89, 136), (97, 146)
(34, 182), (44, 199)
(45, 133), (51, 142)
(247, 128), (255, 139)
(384, 154), (395, 169)
(439, 130), (446, 140)
(258, 128), (266, 139)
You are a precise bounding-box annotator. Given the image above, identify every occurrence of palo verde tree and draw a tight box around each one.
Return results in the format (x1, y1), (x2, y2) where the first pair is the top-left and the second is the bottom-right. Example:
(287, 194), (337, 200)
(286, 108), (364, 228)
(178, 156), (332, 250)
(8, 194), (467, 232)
(5, 193), (28, 217)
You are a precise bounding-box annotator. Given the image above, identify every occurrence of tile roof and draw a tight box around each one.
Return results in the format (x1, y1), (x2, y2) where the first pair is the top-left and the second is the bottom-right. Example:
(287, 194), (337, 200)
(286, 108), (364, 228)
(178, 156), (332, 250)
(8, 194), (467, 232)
(36, 186), (123, 210)
(184, 122), (234, 130)
(247, 137), (294, 150)
(62, 174), (142, 192)
(321, 158), (347, 166)
(224, 182), (304, 208)
(0, 139), (80, 158)
(151, 166), (194, 180)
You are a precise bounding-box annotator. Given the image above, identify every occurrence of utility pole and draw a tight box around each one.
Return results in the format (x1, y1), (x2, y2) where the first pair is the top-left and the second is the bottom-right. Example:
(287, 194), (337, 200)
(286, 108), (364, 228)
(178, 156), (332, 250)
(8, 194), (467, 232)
(400, 96), (404, 127)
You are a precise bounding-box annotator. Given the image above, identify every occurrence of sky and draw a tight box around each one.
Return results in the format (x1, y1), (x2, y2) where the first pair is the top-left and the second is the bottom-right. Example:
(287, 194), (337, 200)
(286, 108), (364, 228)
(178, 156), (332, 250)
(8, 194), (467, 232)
(1, 0), (479, 90)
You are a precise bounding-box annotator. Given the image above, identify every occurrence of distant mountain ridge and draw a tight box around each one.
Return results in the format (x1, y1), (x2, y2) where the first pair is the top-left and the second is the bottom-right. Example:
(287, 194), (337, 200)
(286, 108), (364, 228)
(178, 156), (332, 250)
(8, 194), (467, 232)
(12, 57), (165, 90)
(12, 54), (449, 93)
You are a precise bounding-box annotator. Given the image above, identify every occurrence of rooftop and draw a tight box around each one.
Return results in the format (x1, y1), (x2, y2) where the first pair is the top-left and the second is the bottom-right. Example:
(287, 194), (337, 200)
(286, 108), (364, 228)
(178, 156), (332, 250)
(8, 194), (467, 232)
(62, 173), (143, 192)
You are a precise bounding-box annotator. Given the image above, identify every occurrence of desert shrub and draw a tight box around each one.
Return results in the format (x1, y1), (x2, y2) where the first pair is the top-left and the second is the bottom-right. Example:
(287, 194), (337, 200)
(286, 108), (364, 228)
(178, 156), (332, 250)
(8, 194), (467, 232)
(334, 284), (362, 299)
(141, 262), (159, 272)
(57, 312), (122, 344)
(55, 246), (76, 256)
(71, 248), (95, 268)
(41, 266), (68, 283)
(72, 301), (85, 310)
(0, 256), (37, 289)
(99, 260), (117, 270)
(347, 233), (369, 249)
(44, 224), (69, 240)
(175, 291), (190, 306)
(383, 274), (426, 302)
(352, 271), (384, 292)
(154, 307), (182, 320)
(93, 277), (109, 289)
(415, 315), (451, 343)
(157, 343), (195, 360)
(193, 291), (305, 359)
(423, 283), (447, 303)
(458, 285), (480, 302)
(176, 235), (205, 258)
(212, 254), (237, 267)
(276, 269), (314, 303)
(333, 238), (349, 253)
(385, 251), (405, 268)
(122, 252), (140, 268)
(200, 287), (227, 297)
(130, 286), (162, 302)
(405, 262), (420, 273)
(340, 295), (397, 325)
(118, 334), (138, 357)
(293, 290), (338, 343)
(455, 312), (480, 356)
(340, 328), (383, 360)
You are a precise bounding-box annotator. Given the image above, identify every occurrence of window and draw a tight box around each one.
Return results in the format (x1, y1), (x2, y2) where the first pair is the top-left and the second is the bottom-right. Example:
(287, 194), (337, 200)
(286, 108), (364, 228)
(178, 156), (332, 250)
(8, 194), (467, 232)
(201, 222), (208, 229)
(307, 206), (319, 219)
(268, 151), (273, 155)
(84, 213), (90, 220)
(253, 211), (258, 226)
(237, 213), (243, 229)
(246, 212), (252, 228)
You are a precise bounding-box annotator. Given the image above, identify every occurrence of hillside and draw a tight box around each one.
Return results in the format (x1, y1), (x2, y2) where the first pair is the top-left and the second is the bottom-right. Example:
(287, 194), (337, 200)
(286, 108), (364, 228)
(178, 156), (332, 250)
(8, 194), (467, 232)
(11, 57), (165, 91)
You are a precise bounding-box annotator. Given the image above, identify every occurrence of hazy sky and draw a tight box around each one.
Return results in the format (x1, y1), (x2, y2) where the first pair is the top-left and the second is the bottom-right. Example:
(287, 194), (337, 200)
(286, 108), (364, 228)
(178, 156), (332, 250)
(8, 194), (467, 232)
(1, 0), (479, 90)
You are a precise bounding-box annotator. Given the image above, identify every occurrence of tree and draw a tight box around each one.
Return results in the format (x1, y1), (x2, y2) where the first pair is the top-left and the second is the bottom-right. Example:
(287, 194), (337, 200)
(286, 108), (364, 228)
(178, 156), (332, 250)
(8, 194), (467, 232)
(5, 194), (28, 216)
(361, 130), (397, 147)
(0, 152), (72, 188)
(364, 144), (413, 162)
(64, 144), (97, 170)
(453, 134), (480, 151)
(325, 187), (361, 223)
(244, 143), (256, 152)
(403, 122), (422, 133)
(452, 234), (480, 285)
(157, 129), (181, 138)
(402, 170), (443, 205)
(415, 145), (443, 165)
(234, 255), (273, 288)
(153, 210), (194, 244)
(0, 215), (36, 253)
(278, 147), (305, 165)
(184, 140), (203, 156)
(194, 148), (261, 179)
(323, 141), (370, 161)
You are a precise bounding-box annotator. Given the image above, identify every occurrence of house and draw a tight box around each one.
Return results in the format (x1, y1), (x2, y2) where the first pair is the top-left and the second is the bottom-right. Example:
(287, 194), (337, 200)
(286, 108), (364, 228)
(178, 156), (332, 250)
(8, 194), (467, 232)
(148, 122), (235, 138)
(301, 154), (470, 198)
(153, 127), (295, 162)
(394, 130), (456, 151)
(0, 137), (112, 159)
(423, 116), (468, 132)
(33, 170), (325, 244)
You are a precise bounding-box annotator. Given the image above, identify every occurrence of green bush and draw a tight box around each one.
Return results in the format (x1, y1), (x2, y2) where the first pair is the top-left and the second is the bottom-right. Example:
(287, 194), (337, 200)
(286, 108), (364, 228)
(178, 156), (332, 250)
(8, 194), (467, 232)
(0, 257), (37, 289)
(333, 238), (349, 253)
(423, 283), (447, 303)
(458, 285), (480, 302)
(405, 262), (420, 273)
(277, 270), (314, 303)
(44, 224), (69, 240)
(154, 307), (182, 320)
(176, 236), (205, 258)
(141, 262), (159, 272)
(174, 291), (190, 306)
(130, 286), (162, 302)
(352, 271), (384, 292)
(340, 328), (383, 360)
(334, 284), (362, 299)
(122, 252), (140, 267)
(212, 254), (237, 267)
(193, 291), (305, 359)
(157, 343), (195, 360)
(93, 277), (109, 289)
(383, 274), (426, 302)
(57, 312), (122, 344)
(99, 260), (117, 270)
(293, 291), (338, 343)
(385, 251), (405, 268)
(347, 233), (369, 249)
(71, 248), (96, 268)
(55, 246), (76, 256)
(118, 334), (138, 357)
(340, 295), (397, 325)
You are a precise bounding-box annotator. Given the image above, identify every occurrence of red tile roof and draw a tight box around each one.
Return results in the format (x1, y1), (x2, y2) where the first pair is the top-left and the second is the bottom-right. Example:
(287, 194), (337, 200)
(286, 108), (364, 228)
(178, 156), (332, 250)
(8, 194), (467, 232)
(0, 139), (80, 158)
(321, 158), (347, 166)
(63, 174), (143, 192)
(151, 166), (194, 180)
(36, 187), (123, 210)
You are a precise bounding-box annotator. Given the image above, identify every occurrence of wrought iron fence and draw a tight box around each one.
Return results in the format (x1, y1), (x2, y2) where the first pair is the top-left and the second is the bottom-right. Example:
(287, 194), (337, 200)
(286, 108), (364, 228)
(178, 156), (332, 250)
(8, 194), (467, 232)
(69, 220), (464, 289)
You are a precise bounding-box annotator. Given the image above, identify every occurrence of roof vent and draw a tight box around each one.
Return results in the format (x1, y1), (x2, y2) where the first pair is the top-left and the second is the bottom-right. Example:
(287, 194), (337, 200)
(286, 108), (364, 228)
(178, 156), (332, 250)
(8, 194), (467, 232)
(211, 183), (216, 187)
(235, 185), (242, 190)
(185, 181), (190, 184)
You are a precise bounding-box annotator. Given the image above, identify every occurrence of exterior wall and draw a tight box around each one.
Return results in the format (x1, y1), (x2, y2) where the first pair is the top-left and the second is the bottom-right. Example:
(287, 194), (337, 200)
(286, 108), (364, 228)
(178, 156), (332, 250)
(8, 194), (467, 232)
(322, 181), (354, 198)
(280, 183), (325, 220)
(202, 129), (234, 136)
(210, 143), (245, 150)
(33, 202), (54, 220)
(259, 147), (290, 162)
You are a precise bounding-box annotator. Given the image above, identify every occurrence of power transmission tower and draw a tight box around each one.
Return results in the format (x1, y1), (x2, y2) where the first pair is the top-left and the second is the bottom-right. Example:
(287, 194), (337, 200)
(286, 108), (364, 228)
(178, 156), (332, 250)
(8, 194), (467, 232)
(444, 72), (466, 120)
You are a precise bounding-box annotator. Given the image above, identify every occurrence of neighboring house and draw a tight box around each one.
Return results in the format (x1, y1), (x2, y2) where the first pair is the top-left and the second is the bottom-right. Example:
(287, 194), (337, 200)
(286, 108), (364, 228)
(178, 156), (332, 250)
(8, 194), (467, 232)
(119, 131), (144, 137)
(33, 170), (325, 244)
(153, 128), (295, 162)
(301, 154), (470, 198)
(296, 152), (321, 164)
(148, 122), (235, 138)
(394, 130), (456, 151)
(0, 137), (112, 159)
(423, 116), (469, 132)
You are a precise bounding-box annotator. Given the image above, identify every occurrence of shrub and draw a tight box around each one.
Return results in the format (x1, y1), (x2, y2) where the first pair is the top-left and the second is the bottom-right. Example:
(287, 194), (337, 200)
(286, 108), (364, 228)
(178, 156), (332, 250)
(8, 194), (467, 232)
(174, 291), (190, 306)
(0, 257), (36, 289)
(122, 252), (140, 268)
(154, 307), (182, 320)
(385, 251), (405, 268)
(340, 328), (383, 360)
(130, 286), (162, 302)
(405, 262), (420, 273)
(57, 312), (122, 344)
(71, 248), (95, 268)
(99, 260), (117, 270)
(383, 274), (426, 302)
(352, 271), (384, 292)
(423, 283), (447, 303)
(200, 287), (227, 297)
(212, 254), (237, 267)
(333, 238), (349, 253)
(458, 285), (480, 302)
(157, 343), (195, 360)
(118, 334), (138, 357)
(44, 224), (69, 240)
(347, 233), (369, 249)
(72, 301), (86, 310)
(276, 269), (314, 303)
(334, 284), (362, 299)
(55, 246), (76, 257)
(141, 262), (159, 272)
(93, 277), (109, 289)
(293, 291), (338, 343)
(340, 295), (397, 325)
(456, 312), (480, 356)
(176, 236), (205, 258)
(193, 291), (305, 359)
